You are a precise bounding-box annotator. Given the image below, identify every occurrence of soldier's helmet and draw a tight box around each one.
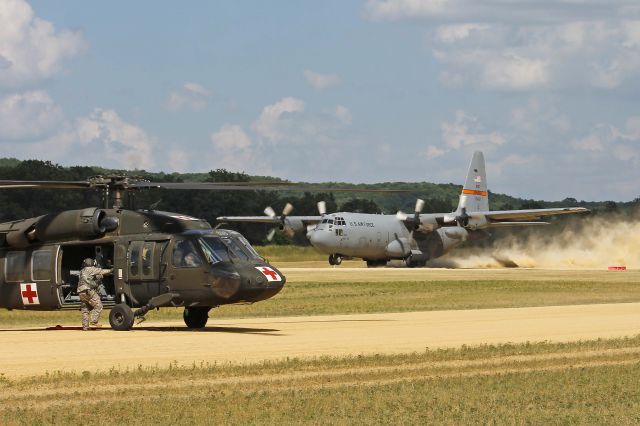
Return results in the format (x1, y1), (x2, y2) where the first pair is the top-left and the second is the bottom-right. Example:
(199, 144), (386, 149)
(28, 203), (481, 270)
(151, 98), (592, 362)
(83, 258), (94, 267)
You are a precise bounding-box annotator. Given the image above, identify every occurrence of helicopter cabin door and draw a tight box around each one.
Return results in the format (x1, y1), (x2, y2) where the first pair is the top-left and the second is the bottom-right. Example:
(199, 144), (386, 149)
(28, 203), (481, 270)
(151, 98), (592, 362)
(126, 240), (168, 305)
(166, 238), (207, 294)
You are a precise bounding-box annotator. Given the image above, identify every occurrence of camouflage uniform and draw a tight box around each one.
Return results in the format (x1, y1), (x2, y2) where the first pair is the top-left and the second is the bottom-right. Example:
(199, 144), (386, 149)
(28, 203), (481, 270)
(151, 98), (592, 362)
(78, 264), (112, 330)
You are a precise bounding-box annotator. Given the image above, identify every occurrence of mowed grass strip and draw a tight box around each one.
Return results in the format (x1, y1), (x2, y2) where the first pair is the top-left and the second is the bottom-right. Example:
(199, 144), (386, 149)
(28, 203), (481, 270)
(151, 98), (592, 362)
(2, 277), (640, 327)
(1, 337), (640, 424)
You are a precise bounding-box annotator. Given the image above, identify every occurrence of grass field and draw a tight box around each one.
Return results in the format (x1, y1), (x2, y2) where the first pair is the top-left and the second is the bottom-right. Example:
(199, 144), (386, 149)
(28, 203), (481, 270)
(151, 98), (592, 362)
(1, 336), (639, 424)
(1, 269), (639, 327)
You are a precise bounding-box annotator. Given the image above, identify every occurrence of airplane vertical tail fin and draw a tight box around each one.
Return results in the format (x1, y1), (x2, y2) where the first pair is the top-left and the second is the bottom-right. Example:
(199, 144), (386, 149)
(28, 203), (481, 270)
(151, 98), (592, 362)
(456, 151), (489, 213)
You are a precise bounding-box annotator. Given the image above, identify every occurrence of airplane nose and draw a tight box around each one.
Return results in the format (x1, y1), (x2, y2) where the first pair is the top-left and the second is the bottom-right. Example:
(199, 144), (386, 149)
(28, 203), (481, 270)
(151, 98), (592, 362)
(309, 230), (327, 249)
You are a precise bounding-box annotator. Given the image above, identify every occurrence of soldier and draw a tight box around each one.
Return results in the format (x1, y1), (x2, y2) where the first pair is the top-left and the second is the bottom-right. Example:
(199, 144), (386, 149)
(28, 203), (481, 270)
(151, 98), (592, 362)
(78, 257), (113, 330)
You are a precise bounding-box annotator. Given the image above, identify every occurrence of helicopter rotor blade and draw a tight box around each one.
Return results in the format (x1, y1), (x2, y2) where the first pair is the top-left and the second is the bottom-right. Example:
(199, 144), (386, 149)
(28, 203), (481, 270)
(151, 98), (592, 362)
(0, 180), (92, 189)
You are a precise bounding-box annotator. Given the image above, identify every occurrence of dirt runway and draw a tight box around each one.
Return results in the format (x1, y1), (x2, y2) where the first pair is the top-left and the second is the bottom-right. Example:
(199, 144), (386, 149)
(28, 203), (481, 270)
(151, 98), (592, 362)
(1, 302), (639, 378)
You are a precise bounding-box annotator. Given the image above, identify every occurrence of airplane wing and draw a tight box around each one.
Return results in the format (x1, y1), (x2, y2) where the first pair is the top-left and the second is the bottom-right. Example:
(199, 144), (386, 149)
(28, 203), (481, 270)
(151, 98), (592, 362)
(409, 207), (588, 233)
(481, 207), (589, 223)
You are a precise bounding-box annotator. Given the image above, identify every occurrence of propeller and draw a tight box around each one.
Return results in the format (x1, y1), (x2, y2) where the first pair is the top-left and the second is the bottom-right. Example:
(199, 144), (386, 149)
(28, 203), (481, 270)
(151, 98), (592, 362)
(265, 203), (295, 241)
(440, 207), (472, 228)
(396, 198), (425, 230)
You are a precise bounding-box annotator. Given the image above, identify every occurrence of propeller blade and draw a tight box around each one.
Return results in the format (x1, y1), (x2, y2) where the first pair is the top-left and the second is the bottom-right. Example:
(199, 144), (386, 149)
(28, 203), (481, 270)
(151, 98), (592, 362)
(396, 211), (409, 221)
(317, 201), (327, 216)
(264, 206), (276, 218)
(415, 198), (425, 213)
(266, 228), (276, 241)
(282, 202), (294, 216)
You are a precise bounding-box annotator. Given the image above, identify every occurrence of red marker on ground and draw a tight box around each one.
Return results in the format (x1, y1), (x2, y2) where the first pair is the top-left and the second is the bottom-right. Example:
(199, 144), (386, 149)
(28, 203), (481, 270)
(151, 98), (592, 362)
(607, 266), (627, 271)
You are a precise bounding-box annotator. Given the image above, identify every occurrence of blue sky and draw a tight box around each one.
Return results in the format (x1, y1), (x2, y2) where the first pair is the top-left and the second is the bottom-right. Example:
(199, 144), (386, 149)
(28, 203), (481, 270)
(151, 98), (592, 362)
(0, 0), (639, 201)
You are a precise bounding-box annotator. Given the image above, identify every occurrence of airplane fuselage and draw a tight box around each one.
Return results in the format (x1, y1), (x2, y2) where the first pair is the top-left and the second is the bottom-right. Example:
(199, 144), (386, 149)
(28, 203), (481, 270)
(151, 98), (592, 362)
(308, 212), (474, 266)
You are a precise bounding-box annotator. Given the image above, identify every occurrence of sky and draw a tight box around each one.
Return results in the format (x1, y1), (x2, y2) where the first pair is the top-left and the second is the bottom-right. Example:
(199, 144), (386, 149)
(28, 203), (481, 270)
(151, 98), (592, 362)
(0, 0), (639, 201)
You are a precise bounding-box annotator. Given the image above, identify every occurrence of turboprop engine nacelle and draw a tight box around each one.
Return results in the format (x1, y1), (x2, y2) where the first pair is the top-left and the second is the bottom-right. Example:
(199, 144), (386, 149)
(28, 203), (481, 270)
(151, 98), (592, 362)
(385, 238), (412, 258)
(5, 208), (119, 248)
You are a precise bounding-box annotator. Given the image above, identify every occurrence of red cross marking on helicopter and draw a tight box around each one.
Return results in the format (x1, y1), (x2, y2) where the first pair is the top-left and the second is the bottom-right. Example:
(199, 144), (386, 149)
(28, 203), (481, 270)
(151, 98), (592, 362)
(21, 283), (39, 305)
(256, 267), (280, 282)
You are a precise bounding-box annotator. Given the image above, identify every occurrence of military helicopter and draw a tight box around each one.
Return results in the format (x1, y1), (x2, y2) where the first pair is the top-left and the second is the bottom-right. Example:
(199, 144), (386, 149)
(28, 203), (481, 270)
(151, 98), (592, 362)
(0, 176), (401, 331)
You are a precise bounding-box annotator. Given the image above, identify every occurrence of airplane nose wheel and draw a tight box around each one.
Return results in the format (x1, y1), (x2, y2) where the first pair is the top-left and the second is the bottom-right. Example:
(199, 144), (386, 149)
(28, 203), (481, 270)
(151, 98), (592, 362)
(328, 254), (343, 266)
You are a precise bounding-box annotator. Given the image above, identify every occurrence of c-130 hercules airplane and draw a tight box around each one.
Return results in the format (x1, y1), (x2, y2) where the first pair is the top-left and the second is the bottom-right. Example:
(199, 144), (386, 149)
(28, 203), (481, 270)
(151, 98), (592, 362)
(218, 151), (589, 267)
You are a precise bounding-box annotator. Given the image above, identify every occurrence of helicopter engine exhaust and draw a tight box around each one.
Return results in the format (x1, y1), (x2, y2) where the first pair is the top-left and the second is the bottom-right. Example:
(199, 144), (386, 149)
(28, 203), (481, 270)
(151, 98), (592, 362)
(5, 207), (119, 247)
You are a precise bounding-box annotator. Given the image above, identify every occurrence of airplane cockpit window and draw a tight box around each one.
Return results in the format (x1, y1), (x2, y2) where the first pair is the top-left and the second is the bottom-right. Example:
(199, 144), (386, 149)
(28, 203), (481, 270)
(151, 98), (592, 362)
(328, 219), (334, 225)
(334, 217), (346, 226)
(172, 240), (203, 268)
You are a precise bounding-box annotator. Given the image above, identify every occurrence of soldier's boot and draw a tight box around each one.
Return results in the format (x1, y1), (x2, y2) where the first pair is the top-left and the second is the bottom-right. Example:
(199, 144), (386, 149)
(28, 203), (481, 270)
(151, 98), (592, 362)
(90, 323), (104, 329)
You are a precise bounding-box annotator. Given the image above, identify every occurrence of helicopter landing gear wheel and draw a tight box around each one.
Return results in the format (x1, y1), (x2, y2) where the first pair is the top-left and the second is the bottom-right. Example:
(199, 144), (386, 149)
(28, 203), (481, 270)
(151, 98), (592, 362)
(183, 307), (210, 329)
(109, 303), (134, 331)
(328, 254), (342, 266)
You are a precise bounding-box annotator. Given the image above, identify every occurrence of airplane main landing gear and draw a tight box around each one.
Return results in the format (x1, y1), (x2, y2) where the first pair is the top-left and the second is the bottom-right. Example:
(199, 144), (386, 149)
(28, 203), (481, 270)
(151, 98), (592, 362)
(404, 255), (427, 268)
(366, 259), (387, 268)
(328, 254), (343, 265)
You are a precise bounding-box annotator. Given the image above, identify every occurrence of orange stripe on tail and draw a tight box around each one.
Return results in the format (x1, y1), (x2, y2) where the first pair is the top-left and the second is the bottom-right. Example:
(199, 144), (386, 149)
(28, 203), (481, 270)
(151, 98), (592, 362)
(462, 189), (488, 196)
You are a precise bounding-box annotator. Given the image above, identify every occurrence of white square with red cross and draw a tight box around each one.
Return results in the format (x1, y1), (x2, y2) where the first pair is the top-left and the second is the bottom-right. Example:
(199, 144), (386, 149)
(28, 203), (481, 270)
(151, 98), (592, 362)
(21, 283), (40, 305)
(255, 266), (281, 282)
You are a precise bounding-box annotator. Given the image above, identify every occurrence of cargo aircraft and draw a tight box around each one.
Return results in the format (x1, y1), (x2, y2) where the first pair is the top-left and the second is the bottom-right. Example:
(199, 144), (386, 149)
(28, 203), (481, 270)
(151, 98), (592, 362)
(218, 151), (588, 267)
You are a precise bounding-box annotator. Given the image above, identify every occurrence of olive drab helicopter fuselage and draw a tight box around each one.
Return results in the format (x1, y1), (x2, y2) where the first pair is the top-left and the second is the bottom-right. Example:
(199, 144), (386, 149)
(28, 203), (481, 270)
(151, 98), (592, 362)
(0, 207), (285, 330)
(0, 175), (294, 331)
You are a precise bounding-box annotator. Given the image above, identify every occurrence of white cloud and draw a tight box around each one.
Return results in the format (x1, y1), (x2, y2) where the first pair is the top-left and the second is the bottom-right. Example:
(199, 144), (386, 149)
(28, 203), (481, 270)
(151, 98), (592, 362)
(0, 91), (63, 140)
(367, 1), (640, 91)
(165, 81), (212, 111)
(442, 110), (506, 150)
(424, 145), (446, 159)
(253, 97), (305, 143)
(0, 0), (87, 88)
(434, 24), (489, 43)
(572, 120), (640, 163)
(209, 124), (272, 174)
(304, 70), (341, 90)
(71, 109), (157, 170)
(335, 105), (352, 125)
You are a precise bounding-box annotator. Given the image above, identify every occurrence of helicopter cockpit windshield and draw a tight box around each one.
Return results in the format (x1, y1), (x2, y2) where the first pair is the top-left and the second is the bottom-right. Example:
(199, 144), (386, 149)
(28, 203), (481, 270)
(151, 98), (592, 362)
(199, 235), (263, 264)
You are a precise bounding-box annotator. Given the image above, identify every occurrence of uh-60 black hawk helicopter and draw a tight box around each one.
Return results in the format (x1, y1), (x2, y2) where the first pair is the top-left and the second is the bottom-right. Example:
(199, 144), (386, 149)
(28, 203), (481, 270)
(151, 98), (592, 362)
(0, 176), (398, 331)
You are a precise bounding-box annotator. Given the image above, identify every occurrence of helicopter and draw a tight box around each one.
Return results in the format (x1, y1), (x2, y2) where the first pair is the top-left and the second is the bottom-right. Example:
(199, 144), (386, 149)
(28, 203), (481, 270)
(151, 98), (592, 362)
(0, 176), (402, 331)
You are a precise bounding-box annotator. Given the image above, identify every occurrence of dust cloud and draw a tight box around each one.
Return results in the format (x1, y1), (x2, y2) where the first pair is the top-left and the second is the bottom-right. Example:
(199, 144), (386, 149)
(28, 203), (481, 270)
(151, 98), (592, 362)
(434, 214), (639, 269)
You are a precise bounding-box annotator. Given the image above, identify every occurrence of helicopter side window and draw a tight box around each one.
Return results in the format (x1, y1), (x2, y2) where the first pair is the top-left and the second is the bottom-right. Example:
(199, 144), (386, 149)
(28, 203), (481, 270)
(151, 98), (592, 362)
(130, 245), (140, 276)
(142, 242), (154, 276)
(172, 240), (203, 268)
(5, 251), (25, 282)
(31, 250), (52, 281)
